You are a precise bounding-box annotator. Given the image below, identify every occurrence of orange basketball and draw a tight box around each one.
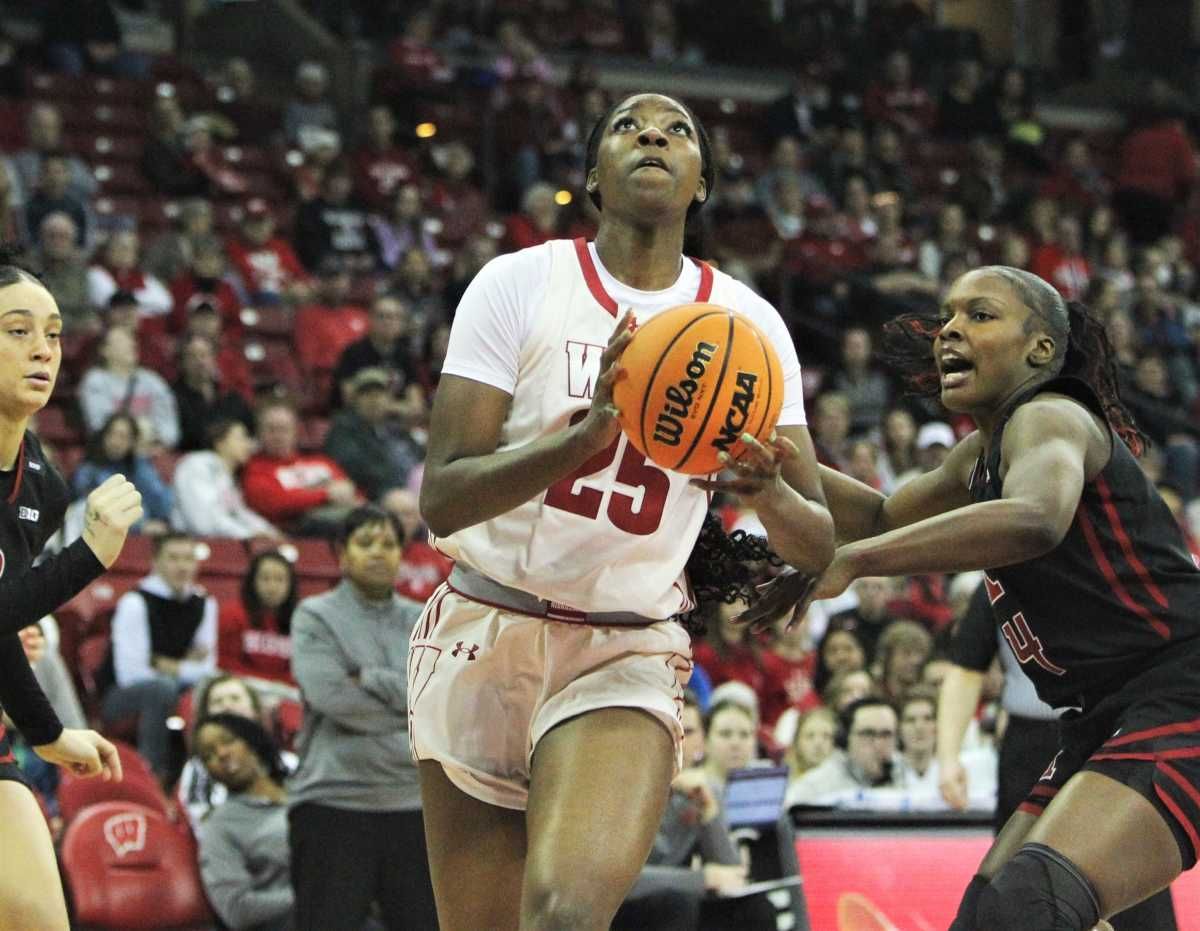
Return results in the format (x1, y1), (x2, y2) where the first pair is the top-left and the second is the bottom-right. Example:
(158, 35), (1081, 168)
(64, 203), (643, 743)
(613, 302), (784, 475)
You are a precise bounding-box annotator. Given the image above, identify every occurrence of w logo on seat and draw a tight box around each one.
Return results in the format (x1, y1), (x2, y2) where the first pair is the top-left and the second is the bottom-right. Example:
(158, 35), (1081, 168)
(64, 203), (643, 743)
(103, 812), (147, 857)
(451, 641), (480, 660)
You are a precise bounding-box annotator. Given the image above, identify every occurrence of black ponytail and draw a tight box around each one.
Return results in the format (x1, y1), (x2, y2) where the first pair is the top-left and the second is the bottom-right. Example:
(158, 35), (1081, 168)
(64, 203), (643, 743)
(679, 511), (783, 634)
(1062, 300), (1146, 456)
(879, 311), (943, 399)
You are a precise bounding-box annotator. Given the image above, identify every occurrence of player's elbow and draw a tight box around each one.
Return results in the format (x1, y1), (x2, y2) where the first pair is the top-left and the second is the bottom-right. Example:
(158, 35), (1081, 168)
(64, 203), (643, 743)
(1016, 504), (1068, 557)
(418, 478), (458, 539)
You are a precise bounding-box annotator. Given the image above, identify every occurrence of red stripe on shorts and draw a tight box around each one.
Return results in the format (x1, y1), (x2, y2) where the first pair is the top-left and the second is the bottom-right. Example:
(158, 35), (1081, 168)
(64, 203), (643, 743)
(1102, 716), (1200, 748)
(1077, 509), (1170, 639)
(1018, 801), (1047, 816)
(1030, 784), (1058, 798)
(1091, 747), (1200, 763)
(1154, 782), (1200, 864)
(1158, 761), (1200, 817)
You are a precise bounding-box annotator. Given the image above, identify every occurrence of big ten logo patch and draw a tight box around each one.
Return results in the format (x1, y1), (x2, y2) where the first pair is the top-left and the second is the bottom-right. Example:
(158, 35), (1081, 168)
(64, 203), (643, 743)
(565, 341), (605, 399)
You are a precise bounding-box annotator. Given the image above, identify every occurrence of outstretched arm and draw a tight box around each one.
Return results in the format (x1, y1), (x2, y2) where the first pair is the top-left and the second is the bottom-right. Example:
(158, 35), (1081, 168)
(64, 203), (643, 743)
(811, 397), (1100, 599)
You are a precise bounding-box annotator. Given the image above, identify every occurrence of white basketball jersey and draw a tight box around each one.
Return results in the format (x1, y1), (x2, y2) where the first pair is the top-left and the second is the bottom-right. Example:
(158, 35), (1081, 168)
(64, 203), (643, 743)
(434, 239), (806, 619)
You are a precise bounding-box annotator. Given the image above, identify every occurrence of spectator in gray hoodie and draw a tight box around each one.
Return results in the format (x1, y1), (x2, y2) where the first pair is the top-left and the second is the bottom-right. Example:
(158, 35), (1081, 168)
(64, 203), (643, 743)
(195, 711), (293, 931)
(287, 505), (436, 930)
(78, 324), (180, 449)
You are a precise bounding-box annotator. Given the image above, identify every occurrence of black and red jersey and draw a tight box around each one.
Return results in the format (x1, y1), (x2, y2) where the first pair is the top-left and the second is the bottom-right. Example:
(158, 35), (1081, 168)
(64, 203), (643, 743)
(969, 377), (1200, 710)
(0, 431), (106, 745)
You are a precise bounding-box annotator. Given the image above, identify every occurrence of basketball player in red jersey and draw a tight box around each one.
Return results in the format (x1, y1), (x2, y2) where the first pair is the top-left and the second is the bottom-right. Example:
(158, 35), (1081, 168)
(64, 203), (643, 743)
(410, 93), (834, 930)
(729, 266), (1200, 930)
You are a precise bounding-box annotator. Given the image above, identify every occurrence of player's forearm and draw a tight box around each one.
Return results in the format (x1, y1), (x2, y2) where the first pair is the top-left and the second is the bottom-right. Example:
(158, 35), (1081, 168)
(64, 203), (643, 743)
(421, 426), (609, 538)
(817, 465), (888, 543)
(756, 491), (835, 575)
(841, 498), (1060, 579)
(937, 667), (985, 767)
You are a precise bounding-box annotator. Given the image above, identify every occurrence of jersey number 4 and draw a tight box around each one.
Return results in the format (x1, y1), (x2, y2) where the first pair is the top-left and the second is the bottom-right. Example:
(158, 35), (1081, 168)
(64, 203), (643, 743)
(544, 414), (669, 536)
(1001, 613), (1067, 677)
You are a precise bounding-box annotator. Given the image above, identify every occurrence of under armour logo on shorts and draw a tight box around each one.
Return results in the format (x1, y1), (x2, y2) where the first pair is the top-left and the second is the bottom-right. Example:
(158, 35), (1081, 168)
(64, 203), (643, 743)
(452, 641), (480, 660)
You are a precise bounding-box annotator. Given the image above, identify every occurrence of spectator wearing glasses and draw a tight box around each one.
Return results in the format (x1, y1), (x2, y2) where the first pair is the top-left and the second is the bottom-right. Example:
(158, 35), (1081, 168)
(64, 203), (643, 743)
(785, 697), (902, 807)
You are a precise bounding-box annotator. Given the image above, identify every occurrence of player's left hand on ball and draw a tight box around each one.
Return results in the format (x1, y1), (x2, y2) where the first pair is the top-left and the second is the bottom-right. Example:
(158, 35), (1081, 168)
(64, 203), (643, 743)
(34, 729), (123, 781)
(688, 431), (798, 502)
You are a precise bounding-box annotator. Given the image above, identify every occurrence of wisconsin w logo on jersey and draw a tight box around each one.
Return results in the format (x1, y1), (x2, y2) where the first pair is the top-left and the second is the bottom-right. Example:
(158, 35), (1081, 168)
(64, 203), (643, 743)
(565, 340), (605, 399)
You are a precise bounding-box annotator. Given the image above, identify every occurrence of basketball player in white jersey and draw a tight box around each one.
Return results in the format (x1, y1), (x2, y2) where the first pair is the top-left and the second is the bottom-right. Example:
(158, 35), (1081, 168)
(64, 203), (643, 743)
(411, 92), (834, 930)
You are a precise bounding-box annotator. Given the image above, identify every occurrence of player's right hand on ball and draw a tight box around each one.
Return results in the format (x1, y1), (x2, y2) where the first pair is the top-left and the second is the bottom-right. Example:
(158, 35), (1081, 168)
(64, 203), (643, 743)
(81, 474), (143, 568)
(578, 310), (635, 453)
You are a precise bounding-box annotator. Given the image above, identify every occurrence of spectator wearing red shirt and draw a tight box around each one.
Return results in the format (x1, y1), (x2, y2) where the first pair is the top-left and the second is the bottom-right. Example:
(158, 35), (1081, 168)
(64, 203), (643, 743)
(1038, 137), (1110, 215)
(427, 141), (490, 246)
(295, 266), (370, 399)
(226, 199), (313, 306)
(864, 49), (935, 136)
(1114, 80), (1199, 244)
(383, 8), (452, 89)
(691, 601), (792, 727)
(242, 399), (362, 536)
(168, 235), (243, 337)
(351, 106), (419, 213)
(503, 182), (565, 252)
(1030, 213), (1091, 301)
(218, 550), (298, 685)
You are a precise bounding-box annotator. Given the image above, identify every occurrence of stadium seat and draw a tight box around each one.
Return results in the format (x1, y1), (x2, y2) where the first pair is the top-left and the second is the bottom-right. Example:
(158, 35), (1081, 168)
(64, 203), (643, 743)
(61, 802), (213, 931)
(111, 535), (155, 576)
(282, 538), (341, 581)
(32, 404), (83, 446)
(195, 537), (249, 577)
(239, 304), (293, 341)
(58, 763), (172, 827)
(93, 162), (152, 197)
(273, 698), (304, 752)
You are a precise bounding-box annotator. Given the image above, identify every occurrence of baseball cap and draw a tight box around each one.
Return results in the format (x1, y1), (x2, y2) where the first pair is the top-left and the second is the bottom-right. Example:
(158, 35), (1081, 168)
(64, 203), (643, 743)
(916, 422), (956, 450)
(349, 367), (391, 395)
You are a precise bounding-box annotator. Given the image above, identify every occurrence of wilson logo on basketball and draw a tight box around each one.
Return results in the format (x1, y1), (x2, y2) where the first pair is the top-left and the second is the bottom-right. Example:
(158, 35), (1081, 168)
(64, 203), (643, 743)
(653, 340), (717, 446)
(712, 371), (758, 452)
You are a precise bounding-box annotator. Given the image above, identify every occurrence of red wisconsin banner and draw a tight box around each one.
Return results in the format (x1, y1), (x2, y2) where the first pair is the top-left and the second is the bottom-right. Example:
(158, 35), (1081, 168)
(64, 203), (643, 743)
(797, 834), (1200, 930)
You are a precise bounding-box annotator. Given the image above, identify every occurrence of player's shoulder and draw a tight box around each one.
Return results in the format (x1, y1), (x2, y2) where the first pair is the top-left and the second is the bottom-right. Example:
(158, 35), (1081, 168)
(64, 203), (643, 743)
(474, 241), (559, 287)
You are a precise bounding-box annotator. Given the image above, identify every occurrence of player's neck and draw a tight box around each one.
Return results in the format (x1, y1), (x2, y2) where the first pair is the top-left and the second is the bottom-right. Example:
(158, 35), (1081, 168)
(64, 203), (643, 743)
(0, 417), (25, 471)
(593, 226), (685, 292)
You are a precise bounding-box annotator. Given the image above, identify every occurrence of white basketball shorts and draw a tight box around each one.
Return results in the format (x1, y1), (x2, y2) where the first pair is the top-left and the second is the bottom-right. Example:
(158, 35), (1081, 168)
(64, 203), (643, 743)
(408, 583), (694, 810)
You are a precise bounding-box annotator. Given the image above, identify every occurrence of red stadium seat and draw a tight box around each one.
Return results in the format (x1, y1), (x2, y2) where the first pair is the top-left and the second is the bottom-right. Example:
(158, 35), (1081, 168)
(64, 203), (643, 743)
(32, 404), (83, 446)
(93, 162), (151, 197)
(61, 802), (213, 930)
(273, 698), (304, 752)
(281, 539), (341, 580)
(111, 535), (155, 576)
(296, 576), (335, 599)
(239, 304), (293, 341)
(195, 537), (249, 577)
(58, 763), (172, 827)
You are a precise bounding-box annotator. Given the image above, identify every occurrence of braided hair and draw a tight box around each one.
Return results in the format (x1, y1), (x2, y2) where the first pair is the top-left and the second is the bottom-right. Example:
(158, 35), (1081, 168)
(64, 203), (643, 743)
(880, 265), (1146, 455)
(678, 510), (784, 634)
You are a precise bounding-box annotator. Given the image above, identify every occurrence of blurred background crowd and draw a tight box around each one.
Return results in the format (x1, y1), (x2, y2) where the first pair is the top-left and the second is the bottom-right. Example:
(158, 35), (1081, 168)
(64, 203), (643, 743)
(2, 0), (1200, 927)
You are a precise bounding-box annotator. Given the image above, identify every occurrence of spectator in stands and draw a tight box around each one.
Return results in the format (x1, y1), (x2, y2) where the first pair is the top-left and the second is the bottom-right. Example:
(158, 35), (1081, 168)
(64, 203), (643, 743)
(874, 620), (933, 705)
(243, 399), (360, 536)
(702, 699), (759, 792)
(0, 163), (26, 250)
(764, 609), (819, 718)
(288, 505), (437, 930)
(23, 212), (94, 331)
(503, 180), (565, 252)
(382, 487), (453, 602)
(812, 624), (868, 699)
(953, 136), (1010, 223)
(167, 236), (243, 338)
(1123, 351), (1200, 497)
(810, 391), (852, 469)
(100, 532), (218, 777)
(370, 184), (437, 272)
(827, 576), (898, 664)
(692, 600), (789, 727)
(194, 712), (294, 931)
(173, 417), (279, 540)
(427, 141), (489, 245)
(72, 413), (173, 534)
(87, 230), (174, 319)
(78, 325), (181, 449)
(352, 105), (418, 213)
(324, 368), (423, 500)
(868, 125), (915, 201)
(172, 333), (254, 453)
(822, 668), (878, 713)
(218, 551), (297, 686)
(8, 102), (97, 206)
(877, 406), (918, 490)
(918, 202), (978, 284)
(384, 248), (444, 352)
(329, 294), (421, 410)
(828, 327), (891, 435)
(893, 420), (956, 487)
(1031, 212), (1091, 301)
(864, 49), (935, 137)
(182, 116), (249, 199)
(180, 300), (254, 400)
(706, 170), (781, 286)
(936, 58), (1000, 140)
(24, 153), (88, 249)
(143, 95), (209, 198)
(294, 264), (370, 389)
(291, 127), (342, 203)
(226, 199), (313, 306)
(783, 707), (837, 785)
(756, 136), (827, 216)
(785, 697), (903, 807)
(144, 198), (215, 286)
(1114, 79), (1198, 245)
(283, 61), (339, 148)
(294, 163), (378, 275)
(211, 57), (280, 146)
(43, 0), (147, 77)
